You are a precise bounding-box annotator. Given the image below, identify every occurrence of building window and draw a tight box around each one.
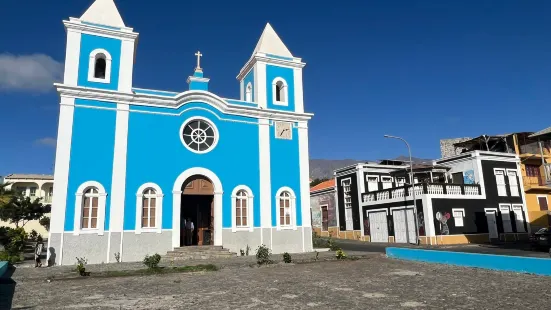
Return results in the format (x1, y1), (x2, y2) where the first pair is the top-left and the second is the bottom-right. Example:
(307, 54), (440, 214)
(499, 204), (512, 233)
(507, 170), (519, 197)
(381, 176), (393, 189)
(135, 183), (163, 234)
(88, 49), (112, 83)
(231, 185), (254, 232)
(235, 190), (248, 227)
(272, 78), (288, 106)
(342, 178), (353, 230)
(29, 187), (37, 197)
(141, 188), (157, 228)
(452, 208), (464, 227)
(494, 169), (507, 197)
(396, 177), (406, 187)
(526, 165), (541, 177)
(321, 205), (329, 231)
(180, 117), (219, 154)
(82, 187), (100, 229)
(245, 82), (252, 102)
(512, 205), (525, 233)
(366, 176), (378, 192)
(16, 186), (26, 196)
(538, 196), (549, 211)
(279, 191), (292, 227)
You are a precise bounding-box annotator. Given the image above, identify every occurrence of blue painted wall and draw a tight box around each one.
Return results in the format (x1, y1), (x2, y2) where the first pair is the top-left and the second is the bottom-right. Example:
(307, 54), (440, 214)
(269, 123), (302, 226)
(266, 65), (295, 112)
(65, 99), (117, 231)
(124, 102), (261, 230)
(77, 34), (121, 90)
(243, 69), (254, 102)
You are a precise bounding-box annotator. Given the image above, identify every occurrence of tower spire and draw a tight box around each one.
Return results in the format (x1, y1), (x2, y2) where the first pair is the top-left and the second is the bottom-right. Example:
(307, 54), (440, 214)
(252, 23), (293, 58)
(80, 0), (126, 28)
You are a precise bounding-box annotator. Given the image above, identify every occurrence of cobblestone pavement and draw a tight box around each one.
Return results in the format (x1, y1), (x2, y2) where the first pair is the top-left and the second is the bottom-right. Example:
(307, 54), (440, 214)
(12, 256), (551, 309)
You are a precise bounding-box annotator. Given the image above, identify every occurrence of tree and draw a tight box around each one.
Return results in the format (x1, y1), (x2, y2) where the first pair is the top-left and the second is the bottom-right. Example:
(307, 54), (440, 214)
(0, 182), (13, 206)
(310, 178), (329, 187)
(0, 195), (51, 228)
(39, 216), (50, 231)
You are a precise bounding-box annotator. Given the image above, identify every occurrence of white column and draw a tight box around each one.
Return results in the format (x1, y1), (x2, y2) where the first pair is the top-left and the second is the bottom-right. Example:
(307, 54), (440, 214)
(298, 121), (312, 251)
(118, 38), (135, 92)
(172, 191), (182, 248)
(109, 104), (129, 233)
(293, 68), (304, 113)
(63, 29), (82, 85)
(214, 192), (223, 246)
(259, 118), (272, 242)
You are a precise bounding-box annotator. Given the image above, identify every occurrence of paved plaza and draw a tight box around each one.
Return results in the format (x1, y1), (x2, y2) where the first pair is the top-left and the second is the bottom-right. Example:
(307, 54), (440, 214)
(12, 255), (551, 309)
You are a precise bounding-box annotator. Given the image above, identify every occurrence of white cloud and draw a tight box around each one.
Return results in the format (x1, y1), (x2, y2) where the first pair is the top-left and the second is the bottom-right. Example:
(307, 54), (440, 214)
(0, 54), (63, 92)
(34, 137), (57, 147)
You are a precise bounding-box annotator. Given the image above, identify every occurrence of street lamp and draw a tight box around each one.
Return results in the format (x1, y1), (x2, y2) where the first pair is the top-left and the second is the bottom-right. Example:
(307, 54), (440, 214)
(384, 135), (420, 245)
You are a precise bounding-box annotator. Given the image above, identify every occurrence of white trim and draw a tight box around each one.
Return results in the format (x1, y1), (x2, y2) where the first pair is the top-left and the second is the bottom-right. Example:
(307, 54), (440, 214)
(258, 119), (272, 237)
(298, 121), (311, 232)
(64, 19), (138, 41)
(293, 68), (304, 113)
(275, 186), (297, 230)
(63, 29), (82, 86)
(179, 116), (219, 154)
(365, 208), (390, 216)
(55, 84), (314, 122)
(272, 77), (289, 106)
(493, 168), (507, 197)
(172, 167), (223, 248)
(74, 181), (107, 236)
(87, 48), (112, 84)
(511, 204), (526, 233)
(231, 185), (254, 232)
(499, 203), (513, 233)
(506, 169), (520, 197)
(484, 208), (498, 213)
(118, 39), (136, 92)
(451, 208), (465, 227)
(237, 56), (305, 81)
(356, 169), (365, 236)
(256, 63), (267, 109)
(389, 205), (415, 214)
(135, 183), (164, 234)
(245, 82), (253, 102)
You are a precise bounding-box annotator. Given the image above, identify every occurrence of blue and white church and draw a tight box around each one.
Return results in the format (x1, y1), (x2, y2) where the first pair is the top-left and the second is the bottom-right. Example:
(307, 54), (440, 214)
(49, 0), (313, 265)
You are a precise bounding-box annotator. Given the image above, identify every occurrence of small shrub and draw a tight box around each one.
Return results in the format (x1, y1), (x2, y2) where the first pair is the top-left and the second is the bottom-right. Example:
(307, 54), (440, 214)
(29, 229), (38, 241)
(39, 216), (50, 231)
(0, 251), (21, 264)
(255, 244), (272, 265)
(335, 249), (346, 260)
(4, 227), (27, 256)
(282, 252), (292, 263)
(240, 249), (245, 256)
(143, 253), (161, 269)
(114, 252), (121, 263)
(76, 257), (90, 276)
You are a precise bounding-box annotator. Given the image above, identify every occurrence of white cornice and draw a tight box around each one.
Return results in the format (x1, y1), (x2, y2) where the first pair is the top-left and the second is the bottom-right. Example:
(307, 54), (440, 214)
(54, 84), (313, 121)
(64, 19), (138, 41)
(237, 53), (305, 81)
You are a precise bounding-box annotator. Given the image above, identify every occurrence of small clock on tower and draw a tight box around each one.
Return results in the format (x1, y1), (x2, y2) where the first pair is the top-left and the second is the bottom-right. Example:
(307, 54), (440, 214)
(275, 121), (292, 140)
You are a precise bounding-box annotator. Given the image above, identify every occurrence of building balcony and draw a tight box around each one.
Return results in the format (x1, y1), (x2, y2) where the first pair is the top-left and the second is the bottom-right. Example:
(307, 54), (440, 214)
(362, 183), (482, 203)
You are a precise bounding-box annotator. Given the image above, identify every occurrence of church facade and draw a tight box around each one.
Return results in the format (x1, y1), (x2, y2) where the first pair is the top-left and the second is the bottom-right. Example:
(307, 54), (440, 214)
(49, 0), (313, 265)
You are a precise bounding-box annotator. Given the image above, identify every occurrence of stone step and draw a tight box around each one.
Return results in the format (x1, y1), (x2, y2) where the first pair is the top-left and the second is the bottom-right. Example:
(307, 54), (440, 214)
(166, 250), (235, 257)
(165, 246), (237, 260)
(172, 246), (225, 252)
(163, 253), (236, 260)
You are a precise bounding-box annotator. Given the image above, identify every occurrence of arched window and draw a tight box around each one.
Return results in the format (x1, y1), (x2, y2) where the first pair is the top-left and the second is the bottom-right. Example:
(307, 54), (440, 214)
(272, 78), (288, 106)
(94, 56), (106, 79)
(74, 181), (107, 235)
(88, 49), (112, 83)
(82, 187), (100, 229)
(142, 188), (157, 228)
(235, 190), (248, 227)
(245, 82), (253, 102)
(135, 183), (163, 234)
(279, 191), (292, 227)
(231, 185), (254, 232)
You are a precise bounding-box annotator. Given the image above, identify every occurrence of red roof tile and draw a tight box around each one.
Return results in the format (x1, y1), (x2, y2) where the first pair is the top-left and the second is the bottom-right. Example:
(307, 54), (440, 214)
(310, 179), (335, 192)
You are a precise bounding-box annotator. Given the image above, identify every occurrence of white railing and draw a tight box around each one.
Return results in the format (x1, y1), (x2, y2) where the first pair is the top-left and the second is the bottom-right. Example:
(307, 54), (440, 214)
(427, 184), (444, 195)
(376, 191), (389, 201)
(464, 185), (479, 196)
(362, 183), (482, 203)
(392, 188), (405, 199)
(447, 185), (462, 195)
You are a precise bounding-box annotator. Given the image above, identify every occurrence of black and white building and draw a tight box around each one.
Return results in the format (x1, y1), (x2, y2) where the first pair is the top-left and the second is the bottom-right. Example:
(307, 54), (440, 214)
(333, 151), (529, 244)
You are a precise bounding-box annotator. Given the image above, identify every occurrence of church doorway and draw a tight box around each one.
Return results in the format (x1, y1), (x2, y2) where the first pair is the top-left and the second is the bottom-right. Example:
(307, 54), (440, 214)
(180, 175), (214, 246)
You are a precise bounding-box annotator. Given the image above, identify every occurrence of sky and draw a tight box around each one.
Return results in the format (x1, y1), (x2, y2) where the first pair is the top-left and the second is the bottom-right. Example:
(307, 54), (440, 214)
(1, 0), (550, 176)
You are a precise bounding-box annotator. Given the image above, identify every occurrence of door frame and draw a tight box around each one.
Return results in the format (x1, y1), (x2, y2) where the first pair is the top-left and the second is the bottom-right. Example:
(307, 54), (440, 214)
(366, 209), (389, 243)
(484, 208), (498, 240)
(320, 204), (329, 232)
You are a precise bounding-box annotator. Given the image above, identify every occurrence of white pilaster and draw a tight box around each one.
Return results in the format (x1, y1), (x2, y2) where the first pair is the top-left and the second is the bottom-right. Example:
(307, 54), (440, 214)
(240, 79), (244, 101)
(356, 166), (365, 235)
(214, 192), (223, 246)
(256, 62), (267, 109)
(259, 118), (272, 235)
(298, 121), (311, 229)
(50, 97), (75, 234)
(172, 190), (182, 248)
(63, 30), (82, 86)
(293, 68), (304, 113)
(118, 39), (135, 92)
(109, 103), (129, 235)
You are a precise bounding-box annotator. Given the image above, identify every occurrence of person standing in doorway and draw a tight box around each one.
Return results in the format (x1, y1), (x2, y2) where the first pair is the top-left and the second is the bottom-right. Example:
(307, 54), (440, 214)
(185, 218), (194, 246)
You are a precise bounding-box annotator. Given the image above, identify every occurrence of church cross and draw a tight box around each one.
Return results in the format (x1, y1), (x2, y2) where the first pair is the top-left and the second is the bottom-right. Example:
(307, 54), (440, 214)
(195, 51), (203, 70)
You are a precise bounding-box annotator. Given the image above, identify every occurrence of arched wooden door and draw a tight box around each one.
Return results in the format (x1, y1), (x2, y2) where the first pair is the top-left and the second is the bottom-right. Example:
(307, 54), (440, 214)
(181, 175), (214, 246)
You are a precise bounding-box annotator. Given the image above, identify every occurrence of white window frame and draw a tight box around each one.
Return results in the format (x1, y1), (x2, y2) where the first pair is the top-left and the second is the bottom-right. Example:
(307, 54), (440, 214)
(506, 169), (519, 197)
(511, 204), (526, 233)
(179, 116), (219, 154)
(74, 181), (107, 236)
(135, 183), (163, 234)
(452, 208), (465, 227)
(88, 48), (112, 84)
(341, 178), (354, 230)
(499, 204), (513, 233)
(231, 185), (254, 232)
(381, 176), (393, 189)
(29, 187), (37, 197)
(275, 186), (297, 230)
(366, 175), (379, 192)
(494, 168), (507, 197)
(396, 177), (406, 187)
(272, 77), (288, 106)
(245, 82), (253, 102)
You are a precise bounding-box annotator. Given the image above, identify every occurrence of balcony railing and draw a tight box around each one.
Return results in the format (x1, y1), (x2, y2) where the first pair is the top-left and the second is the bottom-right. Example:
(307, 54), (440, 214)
(362, 183), (481, 203)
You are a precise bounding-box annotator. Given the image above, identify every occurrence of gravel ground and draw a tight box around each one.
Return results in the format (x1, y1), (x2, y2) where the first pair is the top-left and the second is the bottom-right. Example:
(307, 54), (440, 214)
(11, 255), (551, 310)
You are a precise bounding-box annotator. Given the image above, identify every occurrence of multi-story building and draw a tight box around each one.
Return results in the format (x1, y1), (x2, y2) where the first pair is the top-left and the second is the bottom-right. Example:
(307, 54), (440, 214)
(0, 174), (53, 236)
